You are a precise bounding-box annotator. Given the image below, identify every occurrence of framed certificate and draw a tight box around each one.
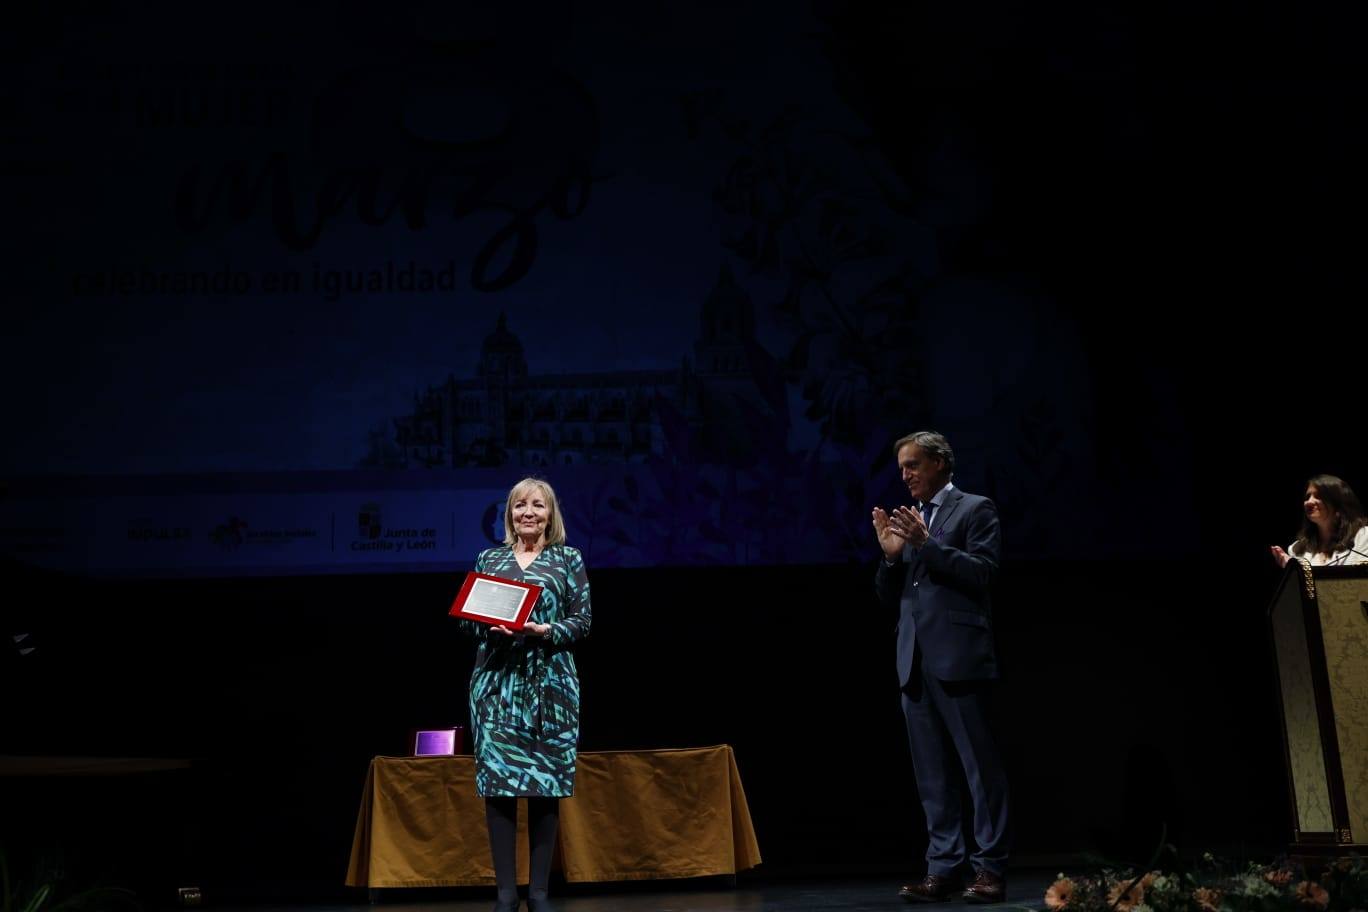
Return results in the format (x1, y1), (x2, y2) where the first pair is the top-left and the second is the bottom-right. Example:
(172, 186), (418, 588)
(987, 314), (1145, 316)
(448, 572), (542, 630)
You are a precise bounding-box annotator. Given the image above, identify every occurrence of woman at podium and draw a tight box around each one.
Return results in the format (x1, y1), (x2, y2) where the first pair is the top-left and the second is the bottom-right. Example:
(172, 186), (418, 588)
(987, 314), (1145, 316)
(459, 477), (592, 912)
(1270, 474), (1368, 567)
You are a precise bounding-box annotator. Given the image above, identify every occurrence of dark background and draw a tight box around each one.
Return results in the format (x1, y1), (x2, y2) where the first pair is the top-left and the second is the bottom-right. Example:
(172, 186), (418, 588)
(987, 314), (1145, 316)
(3, 0), (1365, 903)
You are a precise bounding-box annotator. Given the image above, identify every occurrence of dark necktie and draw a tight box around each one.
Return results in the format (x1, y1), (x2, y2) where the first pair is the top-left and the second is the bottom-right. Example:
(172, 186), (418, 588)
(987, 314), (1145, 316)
(920, 501), (935, 533)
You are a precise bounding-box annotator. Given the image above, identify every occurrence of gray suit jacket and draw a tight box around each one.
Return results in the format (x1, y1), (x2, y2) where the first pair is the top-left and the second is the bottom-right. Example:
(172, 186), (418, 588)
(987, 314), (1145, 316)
(875, 487), (1002, 684)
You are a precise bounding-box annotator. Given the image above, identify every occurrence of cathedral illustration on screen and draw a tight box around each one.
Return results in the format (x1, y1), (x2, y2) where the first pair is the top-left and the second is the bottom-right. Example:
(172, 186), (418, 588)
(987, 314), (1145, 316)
(366, 266), (782, 469)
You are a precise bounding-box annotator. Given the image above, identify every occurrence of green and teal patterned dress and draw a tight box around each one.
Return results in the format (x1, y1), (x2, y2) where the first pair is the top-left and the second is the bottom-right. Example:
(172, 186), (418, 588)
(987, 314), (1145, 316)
(460, 543), (591, 798)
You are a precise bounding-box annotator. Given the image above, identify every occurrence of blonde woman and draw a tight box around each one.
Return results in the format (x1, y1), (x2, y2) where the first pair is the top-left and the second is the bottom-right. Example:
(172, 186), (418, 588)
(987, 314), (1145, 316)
(457, 477), (591, 912)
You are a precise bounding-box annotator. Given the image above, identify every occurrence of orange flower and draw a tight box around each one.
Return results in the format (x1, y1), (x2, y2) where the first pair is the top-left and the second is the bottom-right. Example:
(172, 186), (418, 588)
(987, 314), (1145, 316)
(1295, 881), (1329, 908)
(1104, 872), (1161, 912)
(1264, 869), (1295, 886)
(1107, 878), (1145, 912)
(1193, 887), (1223, 912)
(1045, 878), (1076, 910)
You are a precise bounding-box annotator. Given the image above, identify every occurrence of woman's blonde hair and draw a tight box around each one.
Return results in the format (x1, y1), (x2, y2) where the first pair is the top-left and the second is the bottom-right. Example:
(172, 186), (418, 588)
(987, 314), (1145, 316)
(502, 477), (567, 546)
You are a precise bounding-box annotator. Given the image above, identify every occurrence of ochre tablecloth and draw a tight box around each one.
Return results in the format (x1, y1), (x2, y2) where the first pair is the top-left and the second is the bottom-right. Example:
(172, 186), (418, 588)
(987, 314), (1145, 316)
(345, 745), (761, 887)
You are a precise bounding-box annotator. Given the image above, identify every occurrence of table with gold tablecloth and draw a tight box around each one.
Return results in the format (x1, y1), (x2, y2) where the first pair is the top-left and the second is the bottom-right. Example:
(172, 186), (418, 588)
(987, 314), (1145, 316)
(345, 745), (761, 887)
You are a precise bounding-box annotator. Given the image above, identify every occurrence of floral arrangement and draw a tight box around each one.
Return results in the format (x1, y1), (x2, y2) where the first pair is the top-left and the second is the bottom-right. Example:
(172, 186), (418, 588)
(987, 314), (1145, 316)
(1044, 854), (1366, 912)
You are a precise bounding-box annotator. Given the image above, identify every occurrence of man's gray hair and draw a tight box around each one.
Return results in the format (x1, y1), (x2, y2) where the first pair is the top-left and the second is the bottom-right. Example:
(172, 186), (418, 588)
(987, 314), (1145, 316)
(893, 431), (955, 476)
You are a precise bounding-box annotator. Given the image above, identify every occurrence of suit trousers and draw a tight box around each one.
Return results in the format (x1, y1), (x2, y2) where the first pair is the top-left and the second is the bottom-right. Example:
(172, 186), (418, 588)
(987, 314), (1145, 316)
(900, 652), (1010, 877)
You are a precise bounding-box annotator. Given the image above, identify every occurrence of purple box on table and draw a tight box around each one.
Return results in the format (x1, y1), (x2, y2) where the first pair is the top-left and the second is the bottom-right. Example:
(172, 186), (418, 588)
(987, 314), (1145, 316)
(412, 727), (466, 756)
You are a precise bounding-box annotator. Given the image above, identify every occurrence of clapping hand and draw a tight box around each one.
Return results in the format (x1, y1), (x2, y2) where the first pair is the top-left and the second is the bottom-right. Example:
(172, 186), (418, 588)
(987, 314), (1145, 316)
(873, 505), (929, 558)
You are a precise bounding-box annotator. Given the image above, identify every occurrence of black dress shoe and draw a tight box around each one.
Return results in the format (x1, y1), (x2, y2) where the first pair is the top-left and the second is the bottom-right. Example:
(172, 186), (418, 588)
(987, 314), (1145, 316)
(962, 869), (1007, 904)
(492, 900), (520, 912)
(900, 874), (962, 902)
(526, 898), (556, 912)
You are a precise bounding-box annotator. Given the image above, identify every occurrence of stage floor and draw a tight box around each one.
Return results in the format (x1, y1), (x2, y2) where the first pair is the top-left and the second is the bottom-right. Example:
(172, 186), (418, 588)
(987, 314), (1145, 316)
(220, 872), (1053, 912)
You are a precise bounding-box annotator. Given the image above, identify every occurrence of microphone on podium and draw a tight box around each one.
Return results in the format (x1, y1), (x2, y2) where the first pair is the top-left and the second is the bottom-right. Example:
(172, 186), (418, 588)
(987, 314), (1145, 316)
(1327, 547), (1368, 566)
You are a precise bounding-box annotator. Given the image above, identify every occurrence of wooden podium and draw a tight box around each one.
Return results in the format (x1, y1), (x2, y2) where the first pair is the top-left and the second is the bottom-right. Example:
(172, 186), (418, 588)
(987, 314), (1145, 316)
(1267, 561), (1368, 856)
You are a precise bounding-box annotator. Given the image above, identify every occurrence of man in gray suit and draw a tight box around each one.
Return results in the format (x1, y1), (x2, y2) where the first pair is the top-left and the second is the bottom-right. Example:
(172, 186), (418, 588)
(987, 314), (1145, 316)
(873, 430), (1010, 903)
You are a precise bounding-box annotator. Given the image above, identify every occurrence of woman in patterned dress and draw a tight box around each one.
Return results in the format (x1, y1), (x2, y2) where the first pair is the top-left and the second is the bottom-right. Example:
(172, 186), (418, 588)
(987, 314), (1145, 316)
(459, 477), (591, 912)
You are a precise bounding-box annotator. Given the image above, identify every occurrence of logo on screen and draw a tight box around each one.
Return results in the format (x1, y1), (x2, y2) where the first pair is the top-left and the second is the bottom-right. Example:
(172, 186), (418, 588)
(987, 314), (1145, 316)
(482, 501), (505, 544)
(210, 516), (248, 550)
(359, 503), (382, 540)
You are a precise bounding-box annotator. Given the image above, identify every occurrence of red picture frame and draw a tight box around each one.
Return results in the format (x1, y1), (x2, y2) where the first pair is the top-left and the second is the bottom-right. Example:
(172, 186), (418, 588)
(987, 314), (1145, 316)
(448, 572), (542, 631)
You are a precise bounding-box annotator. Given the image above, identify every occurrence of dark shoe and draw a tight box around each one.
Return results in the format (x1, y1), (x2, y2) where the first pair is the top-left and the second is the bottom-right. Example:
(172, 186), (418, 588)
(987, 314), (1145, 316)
(900, 874), (962, 902)
(492, 900), (520, 912)
(526, 899), (555, 912)
(961, 869), (1007, 904)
